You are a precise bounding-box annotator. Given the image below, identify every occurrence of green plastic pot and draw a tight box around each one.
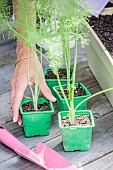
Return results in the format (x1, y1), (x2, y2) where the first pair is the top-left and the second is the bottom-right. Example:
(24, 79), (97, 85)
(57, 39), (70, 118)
(20, 97), (54, 137)
(53, 82), (91, 111)
(44, 68), (73, 97)
(58, 110), (95, 151)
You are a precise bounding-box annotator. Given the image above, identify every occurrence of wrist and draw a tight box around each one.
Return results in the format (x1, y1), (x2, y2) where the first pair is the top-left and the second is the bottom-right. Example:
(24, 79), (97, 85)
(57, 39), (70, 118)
(15, 56), (38, 66)
(16, 41), (34, 60)
(16, 57), (29, 65)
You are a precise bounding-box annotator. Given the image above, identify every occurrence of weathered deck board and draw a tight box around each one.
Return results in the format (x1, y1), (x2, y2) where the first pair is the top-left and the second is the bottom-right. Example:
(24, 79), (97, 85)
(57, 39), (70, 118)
(0, 111), (59, 162)
(0, 40), (16, 95)
(1, 111), (113, 169)
(80, 152), (113, 170)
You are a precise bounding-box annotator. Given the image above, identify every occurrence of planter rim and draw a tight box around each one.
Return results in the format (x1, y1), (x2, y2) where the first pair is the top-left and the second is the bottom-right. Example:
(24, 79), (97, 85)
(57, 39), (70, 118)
(20, 97), (54, 115)
(58, 110), (95, 128)
(86, 22), (112, 62)
(86, 7), (113, 66)
(44, 67), (74, 81)
(53, 82), (91, 100)
(86, 7), (113, 106)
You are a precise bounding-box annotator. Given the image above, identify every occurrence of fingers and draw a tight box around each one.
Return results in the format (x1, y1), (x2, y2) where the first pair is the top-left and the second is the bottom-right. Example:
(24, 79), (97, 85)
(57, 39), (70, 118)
(12, 78), (27, 122)
(40, 81), (56, 102)
(37, 60), (56, 102)
(18, 114), (22, 125)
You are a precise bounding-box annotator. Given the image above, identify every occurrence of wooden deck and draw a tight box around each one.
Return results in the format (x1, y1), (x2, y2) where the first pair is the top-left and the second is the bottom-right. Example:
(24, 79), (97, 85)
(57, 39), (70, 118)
(0, 36), (113, 170)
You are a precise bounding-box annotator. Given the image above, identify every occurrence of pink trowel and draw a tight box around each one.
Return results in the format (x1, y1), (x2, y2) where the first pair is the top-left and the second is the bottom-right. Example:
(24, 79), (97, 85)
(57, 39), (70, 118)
(0, 125), (78, 170)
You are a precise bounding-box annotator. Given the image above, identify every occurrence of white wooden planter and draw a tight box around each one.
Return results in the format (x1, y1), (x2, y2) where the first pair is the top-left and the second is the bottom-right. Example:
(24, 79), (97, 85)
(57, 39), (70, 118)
(85, 7), (113, 106)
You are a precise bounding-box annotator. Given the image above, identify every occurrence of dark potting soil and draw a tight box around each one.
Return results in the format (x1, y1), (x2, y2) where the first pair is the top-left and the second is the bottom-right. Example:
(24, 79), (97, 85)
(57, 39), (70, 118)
(89, 14), (113, 56)
(61, 115), (91, 127)
(22, 102), (50, 112)
(45, 68), (72, 79)
(105, 2), (113, 8)
(58, 83), (86, 98)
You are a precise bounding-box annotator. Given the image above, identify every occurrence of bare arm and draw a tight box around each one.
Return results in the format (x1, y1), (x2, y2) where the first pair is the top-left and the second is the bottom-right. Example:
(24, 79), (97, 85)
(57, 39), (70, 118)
(10, 0), (56, 125)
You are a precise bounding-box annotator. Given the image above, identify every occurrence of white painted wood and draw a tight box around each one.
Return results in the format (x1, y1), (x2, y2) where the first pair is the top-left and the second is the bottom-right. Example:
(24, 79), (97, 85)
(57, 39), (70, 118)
(101, 7), (113, 15)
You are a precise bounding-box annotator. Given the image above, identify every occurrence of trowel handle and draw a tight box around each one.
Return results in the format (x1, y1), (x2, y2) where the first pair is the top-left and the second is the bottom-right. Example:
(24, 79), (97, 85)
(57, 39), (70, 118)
(0, 126), (47, 169)
(0, 125), (30, 155)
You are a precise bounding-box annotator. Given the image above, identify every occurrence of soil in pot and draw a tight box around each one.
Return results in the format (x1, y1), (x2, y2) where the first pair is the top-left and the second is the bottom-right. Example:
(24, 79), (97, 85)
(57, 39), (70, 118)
(20, 98), (54, 137)
(45, 68), (73, 79)
(59, 110), (94, 151)
(89, 14), (113, 57)
(58, 83), (86, 98)
(22, 102), (50, 112)
(61, 115), (91, 127)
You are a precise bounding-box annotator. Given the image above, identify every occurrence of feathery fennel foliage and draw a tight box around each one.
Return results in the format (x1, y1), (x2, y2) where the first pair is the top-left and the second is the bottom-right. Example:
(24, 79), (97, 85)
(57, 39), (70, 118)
(0, 0), (14, 38)
(38, 0), (113, 124)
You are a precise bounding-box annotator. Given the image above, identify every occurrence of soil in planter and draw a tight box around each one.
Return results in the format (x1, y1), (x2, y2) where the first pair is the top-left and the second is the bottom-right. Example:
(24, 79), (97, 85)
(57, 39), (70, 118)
(58, 83), (86, 98)
(61, 115), (91, 127)
(89, 14), (113, 56)
(45, 68), (72, 79)
(105, 2), (113, 8)
(22, 102), (50, 112)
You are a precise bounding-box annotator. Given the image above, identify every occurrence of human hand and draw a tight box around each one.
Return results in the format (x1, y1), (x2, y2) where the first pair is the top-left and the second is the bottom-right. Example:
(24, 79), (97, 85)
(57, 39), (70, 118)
(10, 48), (56, 125)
